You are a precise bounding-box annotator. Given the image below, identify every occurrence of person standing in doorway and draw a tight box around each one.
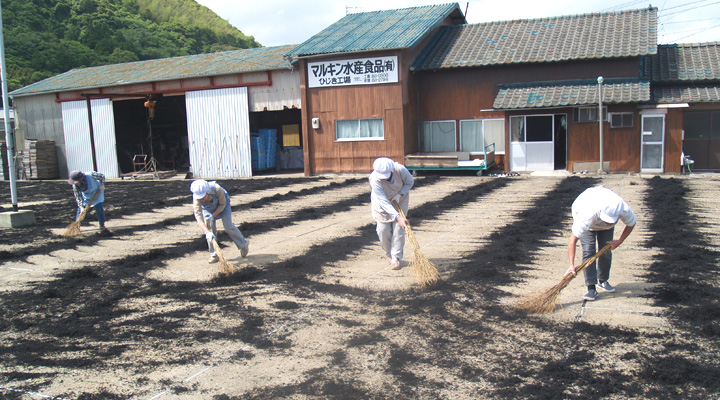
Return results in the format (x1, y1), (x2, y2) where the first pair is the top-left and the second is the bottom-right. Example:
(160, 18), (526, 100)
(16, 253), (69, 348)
(369, 157), (414, 270)
(567, 186), (636, 301)
(191, 179), (249, 263)
(68, 170), (108, 232)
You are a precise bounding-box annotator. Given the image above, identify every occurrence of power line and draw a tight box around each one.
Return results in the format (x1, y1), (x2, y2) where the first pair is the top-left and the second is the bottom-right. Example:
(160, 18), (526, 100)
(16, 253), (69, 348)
(671, 22), (720, 41)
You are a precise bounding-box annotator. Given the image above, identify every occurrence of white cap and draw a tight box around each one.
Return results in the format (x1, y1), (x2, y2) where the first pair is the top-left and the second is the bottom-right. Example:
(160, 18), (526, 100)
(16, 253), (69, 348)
(372, 157), (394, 180)
(190, 179), (210, 200)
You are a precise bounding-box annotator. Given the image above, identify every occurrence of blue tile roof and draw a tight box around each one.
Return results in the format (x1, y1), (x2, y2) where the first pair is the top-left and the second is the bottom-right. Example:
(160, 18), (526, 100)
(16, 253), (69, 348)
(11, 45), (296, 97)
(287, 3), (465, 58)
(412, 7), (658, 70)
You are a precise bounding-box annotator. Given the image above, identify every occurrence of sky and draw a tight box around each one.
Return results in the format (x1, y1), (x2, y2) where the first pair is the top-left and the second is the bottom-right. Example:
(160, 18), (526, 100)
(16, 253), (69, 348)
(195, 0), (720, 47)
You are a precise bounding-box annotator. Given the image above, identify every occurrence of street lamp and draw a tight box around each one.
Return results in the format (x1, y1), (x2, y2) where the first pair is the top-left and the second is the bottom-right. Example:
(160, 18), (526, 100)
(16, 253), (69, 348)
(597, 76), (606, 174)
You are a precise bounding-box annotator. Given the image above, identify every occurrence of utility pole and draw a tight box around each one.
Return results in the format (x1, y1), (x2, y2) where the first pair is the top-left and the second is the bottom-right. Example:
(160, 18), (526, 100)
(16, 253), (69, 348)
(597, 76), (606, 174)
(0, 2), (18, 211)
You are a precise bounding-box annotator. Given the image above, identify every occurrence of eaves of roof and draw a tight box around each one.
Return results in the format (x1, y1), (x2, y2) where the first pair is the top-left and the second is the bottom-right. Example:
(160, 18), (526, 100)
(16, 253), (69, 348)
(653, 86), (720, 103)
(11, 45), (296, 97)
(493, 79), (651, 110)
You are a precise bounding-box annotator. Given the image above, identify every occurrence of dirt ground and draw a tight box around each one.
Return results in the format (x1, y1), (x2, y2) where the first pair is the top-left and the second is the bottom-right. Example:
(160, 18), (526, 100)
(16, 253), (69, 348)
(0, 171), (718, 399)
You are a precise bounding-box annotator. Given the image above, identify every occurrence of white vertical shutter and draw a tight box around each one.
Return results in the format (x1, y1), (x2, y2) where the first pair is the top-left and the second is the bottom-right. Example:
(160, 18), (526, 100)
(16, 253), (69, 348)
(186, 87), (252, 178)
(61, 99), (119, 177)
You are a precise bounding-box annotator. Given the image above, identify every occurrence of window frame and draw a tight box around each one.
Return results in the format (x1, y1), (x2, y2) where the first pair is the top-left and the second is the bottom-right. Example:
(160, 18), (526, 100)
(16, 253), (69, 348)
(459, 118), (505, 154)
(574, 106), (608, 123)
(420, 120), (457, 152)
(335, 118), (385, 142)
(609, 112), (634, 128)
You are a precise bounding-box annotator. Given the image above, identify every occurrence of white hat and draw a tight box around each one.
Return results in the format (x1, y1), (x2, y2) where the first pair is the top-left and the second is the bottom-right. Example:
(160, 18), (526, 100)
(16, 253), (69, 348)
(372, 157), (394, 180)
(190, 179), (210, 200)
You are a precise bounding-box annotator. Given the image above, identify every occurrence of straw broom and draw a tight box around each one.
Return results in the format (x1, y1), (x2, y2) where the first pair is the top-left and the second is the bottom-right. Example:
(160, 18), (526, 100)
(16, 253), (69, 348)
(210, 237), (237, 274)
(515, 243), (613, 314)
(206, 219), (237, 274)
(392, 200), (440, 288)
(62, 189), (102, 238)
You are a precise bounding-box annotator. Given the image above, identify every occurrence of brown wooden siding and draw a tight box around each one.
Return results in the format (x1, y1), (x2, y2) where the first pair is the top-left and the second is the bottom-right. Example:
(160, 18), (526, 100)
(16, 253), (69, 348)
(416, 58), (640, 119)
(416, 58), (651, 172)
(301, 50), (410, 174)
(664, 108), (683, 173)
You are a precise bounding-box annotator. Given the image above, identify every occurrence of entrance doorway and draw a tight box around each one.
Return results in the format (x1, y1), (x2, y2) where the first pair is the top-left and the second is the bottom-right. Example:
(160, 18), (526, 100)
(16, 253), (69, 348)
(682, 111), (720, 170)
(640, 113), (665, 172)
(112, 95), (189, 175)
(510, 114), (566, 171)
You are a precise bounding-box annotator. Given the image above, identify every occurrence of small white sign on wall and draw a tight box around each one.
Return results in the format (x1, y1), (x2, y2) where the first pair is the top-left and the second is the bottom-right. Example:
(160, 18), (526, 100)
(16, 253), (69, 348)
(307, 56), (398, 88)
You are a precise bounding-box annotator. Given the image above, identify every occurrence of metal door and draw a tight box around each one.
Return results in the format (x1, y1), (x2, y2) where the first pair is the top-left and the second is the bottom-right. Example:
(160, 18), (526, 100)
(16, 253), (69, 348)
(641, 114), (665, 172)
(186, 87), (252, 178)
(61, 99), (120, 177)
(510, 115), (554, 171)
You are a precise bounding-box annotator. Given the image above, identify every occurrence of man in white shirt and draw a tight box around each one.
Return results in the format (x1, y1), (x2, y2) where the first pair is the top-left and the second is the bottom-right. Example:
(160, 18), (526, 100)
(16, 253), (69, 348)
(567, 186), (636, 301)
(369, 157), (414, 270)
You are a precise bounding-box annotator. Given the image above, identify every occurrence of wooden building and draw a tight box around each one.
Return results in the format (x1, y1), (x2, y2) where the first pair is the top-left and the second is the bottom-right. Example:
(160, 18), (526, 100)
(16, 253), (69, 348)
(288, 5), (719, 174)
(286, 4), (467, 175)
(647, 43), (720, 171)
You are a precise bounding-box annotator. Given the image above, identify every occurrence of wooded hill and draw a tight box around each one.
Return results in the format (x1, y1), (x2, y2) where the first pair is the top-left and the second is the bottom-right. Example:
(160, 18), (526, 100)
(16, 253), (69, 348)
(2, 0), (260, 93)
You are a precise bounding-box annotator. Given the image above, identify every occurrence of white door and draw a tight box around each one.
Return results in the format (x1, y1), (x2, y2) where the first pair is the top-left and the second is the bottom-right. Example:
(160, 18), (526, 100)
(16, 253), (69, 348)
(641, 114), (665, 172)
(510, 115), (554, 171)
(186, 87), (252, 178)
(61, 99), (120, 178)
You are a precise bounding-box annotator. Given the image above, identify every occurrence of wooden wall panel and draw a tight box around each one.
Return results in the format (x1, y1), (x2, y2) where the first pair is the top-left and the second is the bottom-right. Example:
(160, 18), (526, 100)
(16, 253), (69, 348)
(664, 108), (683, 173)
(417, 58), (640, 120)
(303, 50), (408, 174)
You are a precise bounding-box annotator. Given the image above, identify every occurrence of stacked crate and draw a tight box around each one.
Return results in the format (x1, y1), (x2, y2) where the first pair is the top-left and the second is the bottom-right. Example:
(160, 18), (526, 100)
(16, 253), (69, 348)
(251, 129), (277, 171)
(23, 139), (59, 179)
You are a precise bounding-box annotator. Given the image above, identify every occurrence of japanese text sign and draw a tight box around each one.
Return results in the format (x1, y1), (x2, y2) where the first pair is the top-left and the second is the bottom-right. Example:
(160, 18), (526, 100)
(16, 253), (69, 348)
(307, 56), (398, 88)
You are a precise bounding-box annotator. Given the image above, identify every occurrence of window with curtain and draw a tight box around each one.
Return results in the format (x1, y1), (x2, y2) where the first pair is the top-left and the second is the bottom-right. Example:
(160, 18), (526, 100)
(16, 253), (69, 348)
(420, 120), (456, 152)
(460, 119), (505, 153)
(336, 118), (384, 141)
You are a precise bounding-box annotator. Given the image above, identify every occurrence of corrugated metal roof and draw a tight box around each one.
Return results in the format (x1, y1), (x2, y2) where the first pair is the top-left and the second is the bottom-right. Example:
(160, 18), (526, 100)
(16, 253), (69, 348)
(493, 79), (651, 109)
(11, 45), (296, 97)
(644, 42), (720, 82)
(412, 7), (658, 70)
(287, 3), (465, 58)
(653, 86), (720, 103)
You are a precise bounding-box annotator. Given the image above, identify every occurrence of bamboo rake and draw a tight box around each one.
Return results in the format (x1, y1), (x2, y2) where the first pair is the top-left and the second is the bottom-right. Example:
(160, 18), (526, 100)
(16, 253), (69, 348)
(515, 243), (613, 314)
(211, 237), (237, 274)
(392, 200), (440, 288)
(62, 189), (102, 238)
(206, 219), (237, 274)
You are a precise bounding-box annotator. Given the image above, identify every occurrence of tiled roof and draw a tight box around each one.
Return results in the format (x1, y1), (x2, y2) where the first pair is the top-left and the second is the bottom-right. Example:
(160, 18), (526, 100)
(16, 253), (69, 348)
(643, 42), (720, 82)
(412, 7), (657, 70)
(493, 80), (651, 109)
(287, 4), (465, 58)
(11, 45), (296, 97)
(653, 86), (720, 103)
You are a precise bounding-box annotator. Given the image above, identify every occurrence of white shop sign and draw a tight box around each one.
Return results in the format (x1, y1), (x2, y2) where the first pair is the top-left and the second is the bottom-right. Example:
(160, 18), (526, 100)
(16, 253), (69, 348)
(307, 56), (398, 88)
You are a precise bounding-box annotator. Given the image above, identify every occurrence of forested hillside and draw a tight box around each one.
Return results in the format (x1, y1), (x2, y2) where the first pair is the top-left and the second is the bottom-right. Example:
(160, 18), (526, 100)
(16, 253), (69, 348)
(2, 0), (260, 93)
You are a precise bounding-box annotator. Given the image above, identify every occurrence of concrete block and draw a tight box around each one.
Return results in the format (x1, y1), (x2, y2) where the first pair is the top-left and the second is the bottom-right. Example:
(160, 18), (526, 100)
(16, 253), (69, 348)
(573, 161), (610, 173)
(0, 210), (37, 228)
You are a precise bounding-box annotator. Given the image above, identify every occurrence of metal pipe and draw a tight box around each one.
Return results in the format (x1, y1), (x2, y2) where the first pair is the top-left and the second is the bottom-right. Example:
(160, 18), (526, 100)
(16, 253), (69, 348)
(597, 76), (605, 173)
(0, 3), (18, 211)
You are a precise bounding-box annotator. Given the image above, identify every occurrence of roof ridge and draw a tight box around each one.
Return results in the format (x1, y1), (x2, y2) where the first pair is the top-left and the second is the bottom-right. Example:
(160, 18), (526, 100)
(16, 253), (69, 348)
(659, 41), (720, 48)
(466, 6), (656, 27)
(346, 2), (458, 16)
